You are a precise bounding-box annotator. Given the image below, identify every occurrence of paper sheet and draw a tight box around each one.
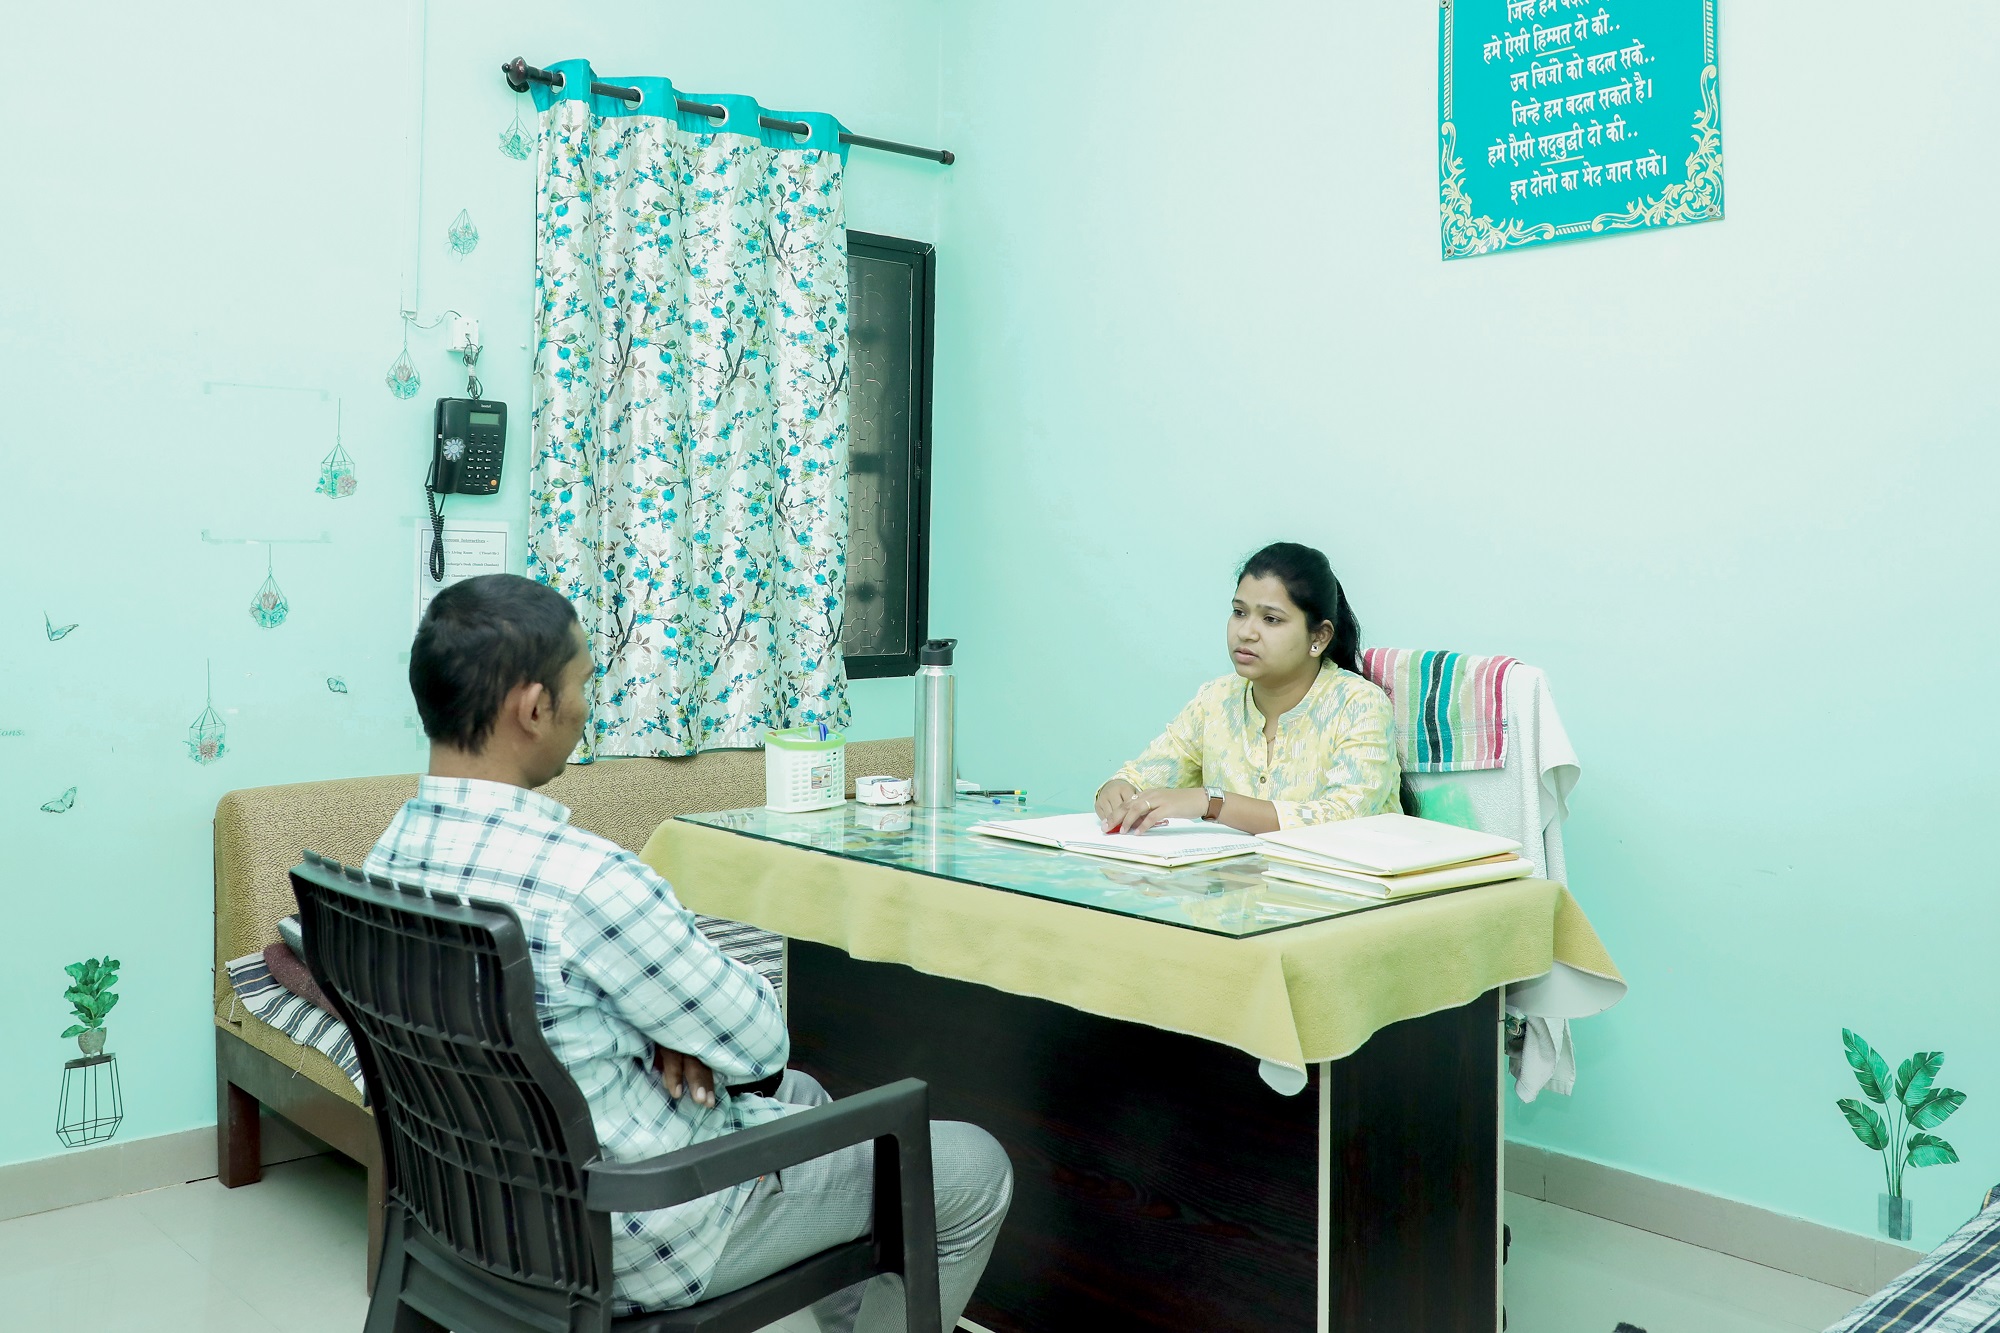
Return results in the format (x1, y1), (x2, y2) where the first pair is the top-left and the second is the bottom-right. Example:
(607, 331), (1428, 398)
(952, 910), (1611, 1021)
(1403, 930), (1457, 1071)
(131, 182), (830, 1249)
(415, 522), (513, 628)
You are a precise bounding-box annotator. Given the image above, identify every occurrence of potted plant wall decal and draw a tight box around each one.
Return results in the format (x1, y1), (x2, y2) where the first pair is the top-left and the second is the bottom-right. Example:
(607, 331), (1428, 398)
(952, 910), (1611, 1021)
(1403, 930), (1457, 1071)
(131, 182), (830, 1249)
(61, 956), (120, 1056)
(1837, 1028), (1966, 1242)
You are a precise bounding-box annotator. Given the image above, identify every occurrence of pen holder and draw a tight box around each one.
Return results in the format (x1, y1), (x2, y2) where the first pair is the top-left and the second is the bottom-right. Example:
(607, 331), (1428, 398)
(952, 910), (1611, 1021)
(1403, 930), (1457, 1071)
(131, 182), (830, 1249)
(764, 727), (845, 813)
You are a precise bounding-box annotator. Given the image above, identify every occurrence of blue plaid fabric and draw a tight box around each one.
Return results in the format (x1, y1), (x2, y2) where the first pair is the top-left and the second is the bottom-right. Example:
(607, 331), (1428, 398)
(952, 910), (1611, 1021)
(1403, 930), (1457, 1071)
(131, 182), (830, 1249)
(1826, 1189), (2000, 1332)
(367, 777), (792, 1314)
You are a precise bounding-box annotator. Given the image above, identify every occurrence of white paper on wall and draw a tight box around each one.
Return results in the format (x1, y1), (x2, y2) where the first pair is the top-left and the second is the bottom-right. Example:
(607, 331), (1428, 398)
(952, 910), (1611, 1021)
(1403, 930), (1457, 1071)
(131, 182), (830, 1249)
(415, 522), (513, 629)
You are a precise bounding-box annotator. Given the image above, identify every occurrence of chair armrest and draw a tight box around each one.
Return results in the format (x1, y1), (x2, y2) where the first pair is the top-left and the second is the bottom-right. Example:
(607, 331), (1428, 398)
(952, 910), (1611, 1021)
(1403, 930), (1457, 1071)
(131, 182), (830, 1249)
(585, 1078), (930, 1213)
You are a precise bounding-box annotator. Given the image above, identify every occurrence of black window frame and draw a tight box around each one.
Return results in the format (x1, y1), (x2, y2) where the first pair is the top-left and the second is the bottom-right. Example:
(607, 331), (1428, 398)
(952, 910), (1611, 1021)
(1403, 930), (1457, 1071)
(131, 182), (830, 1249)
(842, 231), (936, 680)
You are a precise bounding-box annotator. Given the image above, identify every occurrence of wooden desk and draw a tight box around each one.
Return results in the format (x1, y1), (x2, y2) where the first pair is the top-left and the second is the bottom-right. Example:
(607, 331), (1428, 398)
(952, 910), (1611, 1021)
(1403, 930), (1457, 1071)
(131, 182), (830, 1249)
(645, 803), (1618, 1332)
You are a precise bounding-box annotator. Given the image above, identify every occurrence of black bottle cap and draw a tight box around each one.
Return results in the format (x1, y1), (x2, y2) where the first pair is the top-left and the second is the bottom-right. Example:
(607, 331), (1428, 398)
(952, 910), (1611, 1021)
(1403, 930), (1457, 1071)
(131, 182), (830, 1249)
(919, 638), (958, 666)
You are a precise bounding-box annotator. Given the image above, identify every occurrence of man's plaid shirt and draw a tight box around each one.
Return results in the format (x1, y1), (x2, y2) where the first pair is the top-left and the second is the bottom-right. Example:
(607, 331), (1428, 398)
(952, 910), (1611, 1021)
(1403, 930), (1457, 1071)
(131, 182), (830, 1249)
(367, 777), (792, 1313)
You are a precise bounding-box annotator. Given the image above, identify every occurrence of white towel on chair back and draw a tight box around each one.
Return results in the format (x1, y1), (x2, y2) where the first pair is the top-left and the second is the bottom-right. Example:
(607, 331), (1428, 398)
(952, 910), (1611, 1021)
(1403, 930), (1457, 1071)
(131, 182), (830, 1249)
(1404, 665), (1615, 1101)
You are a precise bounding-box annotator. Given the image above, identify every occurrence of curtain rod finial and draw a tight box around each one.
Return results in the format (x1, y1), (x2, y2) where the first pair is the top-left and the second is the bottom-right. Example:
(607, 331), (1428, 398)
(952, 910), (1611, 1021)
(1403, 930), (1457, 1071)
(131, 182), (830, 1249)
(502, 57), (531, 93)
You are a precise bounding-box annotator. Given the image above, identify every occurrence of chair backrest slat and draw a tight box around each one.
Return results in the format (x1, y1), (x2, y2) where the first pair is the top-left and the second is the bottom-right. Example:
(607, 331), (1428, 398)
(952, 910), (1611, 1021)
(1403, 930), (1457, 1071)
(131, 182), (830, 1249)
(290, 854), (613, 1299)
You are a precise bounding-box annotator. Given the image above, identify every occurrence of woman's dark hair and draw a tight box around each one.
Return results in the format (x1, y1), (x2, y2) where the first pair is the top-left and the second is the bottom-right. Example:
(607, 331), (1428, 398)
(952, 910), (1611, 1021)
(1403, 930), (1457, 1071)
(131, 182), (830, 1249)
(1236, 542), (1420, 816)
(410, 574), (582, 753)
(1237, 542), (1361, 677)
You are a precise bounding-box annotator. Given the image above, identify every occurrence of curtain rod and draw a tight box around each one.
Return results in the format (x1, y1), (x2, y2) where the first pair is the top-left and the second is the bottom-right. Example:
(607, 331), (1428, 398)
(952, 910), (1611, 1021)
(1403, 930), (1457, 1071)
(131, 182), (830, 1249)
(501, 58), (955, 165)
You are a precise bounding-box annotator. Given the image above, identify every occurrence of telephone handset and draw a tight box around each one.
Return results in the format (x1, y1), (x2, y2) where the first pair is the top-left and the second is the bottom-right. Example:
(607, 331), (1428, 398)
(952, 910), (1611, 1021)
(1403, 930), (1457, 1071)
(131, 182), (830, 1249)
(425, 398), (508, 581)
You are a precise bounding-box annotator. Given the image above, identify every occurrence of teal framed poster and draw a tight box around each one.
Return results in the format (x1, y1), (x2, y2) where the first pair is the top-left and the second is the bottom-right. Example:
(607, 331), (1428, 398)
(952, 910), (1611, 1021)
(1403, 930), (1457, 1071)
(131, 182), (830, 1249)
(1439, 0), (1722, 260)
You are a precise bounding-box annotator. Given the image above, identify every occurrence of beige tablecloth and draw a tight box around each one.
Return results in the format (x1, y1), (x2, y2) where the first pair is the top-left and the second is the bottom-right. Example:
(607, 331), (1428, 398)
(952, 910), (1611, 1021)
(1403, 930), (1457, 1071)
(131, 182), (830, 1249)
(642, 817), (1622, 1070)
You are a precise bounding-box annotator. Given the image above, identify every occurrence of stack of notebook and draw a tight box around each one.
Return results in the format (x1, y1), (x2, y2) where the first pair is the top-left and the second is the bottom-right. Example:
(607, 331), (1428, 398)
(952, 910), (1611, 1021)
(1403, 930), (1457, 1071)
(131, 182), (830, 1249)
(1257, 813), (1534, 900)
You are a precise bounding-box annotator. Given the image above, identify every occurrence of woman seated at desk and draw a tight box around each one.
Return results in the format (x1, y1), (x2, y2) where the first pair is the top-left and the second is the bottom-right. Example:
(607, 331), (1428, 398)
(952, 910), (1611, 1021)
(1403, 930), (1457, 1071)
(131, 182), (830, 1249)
(1096, 541), (1407, 835)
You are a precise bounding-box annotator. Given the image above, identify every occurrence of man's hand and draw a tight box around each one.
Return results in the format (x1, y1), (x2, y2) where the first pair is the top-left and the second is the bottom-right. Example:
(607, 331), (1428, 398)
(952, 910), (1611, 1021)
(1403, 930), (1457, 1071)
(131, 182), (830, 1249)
(1108, 786), (1206, 835)
(653, 1045), (718, 1108)
(1095, 779), (1139, 831)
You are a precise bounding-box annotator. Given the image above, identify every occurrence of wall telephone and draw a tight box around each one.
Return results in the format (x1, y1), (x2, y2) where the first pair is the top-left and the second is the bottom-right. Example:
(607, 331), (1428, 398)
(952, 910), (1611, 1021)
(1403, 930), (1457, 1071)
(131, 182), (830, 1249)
(425, 397), (508, 581)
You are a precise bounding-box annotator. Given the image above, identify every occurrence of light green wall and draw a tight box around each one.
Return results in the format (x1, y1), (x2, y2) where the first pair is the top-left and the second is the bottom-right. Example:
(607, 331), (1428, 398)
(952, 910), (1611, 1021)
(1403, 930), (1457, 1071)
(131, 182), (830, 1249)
(0, 0), (936, 1169)
(925, 1), (2000, 1249)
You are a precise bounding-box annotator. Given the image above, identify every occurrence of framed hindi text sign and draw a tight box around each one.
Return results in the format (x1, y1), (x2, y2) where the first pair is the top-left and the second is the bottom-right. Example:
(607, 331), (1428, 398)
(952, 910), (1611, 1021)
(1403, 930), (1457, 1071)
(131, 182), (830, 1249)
(1439, 0), (1722, 260)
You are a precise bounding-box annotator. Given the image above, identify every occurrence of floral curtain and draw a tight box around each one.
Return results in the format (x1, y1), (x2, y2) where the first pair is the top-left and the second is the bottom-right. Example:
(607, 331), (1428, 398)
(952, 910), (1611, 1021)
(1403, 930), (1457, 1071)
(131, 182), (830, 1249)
(527, 64), (850, 758)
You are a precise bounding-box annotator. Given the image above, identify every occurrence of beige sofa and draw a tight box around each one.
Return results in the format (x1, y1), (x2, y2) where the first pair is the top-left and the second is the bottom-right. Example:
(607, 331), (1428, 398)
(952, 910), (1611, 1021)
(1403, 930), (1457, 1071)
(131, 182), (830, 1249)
(212, 739), (914, 1288)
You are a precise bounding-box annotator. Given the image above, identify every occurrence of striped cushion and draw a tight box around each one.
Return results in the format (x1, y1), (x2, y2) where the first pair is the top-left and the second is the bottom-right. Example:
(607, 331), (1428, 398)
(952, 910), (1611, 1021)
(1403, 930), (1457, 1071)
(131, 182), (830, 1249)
(223, 916), (786, 1107)
(1826, 1193), (2000, 1331)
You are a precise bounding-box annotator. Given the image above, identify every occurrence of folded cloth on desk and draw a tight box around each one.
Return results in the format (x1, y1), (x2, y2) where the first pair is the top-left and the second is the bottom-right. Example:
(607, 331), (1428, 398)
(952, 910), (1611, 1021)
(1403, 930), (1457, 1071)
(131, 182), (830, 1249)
(1360, 648), (1517, 773)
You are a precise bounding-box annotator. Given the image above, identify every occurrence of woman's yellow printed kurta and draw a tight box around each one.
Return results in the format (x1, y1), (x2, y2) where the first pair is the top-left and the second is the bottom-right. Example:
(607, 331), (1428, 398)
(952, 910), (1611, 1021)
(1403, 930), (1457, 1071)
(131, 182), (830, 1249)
(1113, 667), (1400, 828)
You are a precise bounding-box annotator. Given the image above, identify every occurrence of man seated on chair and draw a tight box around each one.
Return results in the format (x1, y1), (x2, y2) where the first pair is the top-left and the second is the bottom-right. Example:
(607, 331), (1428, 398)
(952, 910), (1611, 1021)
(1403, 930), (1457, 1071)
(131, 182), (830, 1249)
(367, 573), (1012, 1329)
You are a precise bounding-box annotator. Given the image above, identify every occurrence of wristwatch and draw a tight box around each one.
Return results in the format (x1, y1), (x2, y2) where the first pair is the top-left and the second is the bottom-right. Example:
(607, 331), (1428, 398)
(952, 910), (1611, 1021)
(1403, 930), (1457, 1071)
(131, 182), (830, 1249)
(1202, 786), (1226, 822)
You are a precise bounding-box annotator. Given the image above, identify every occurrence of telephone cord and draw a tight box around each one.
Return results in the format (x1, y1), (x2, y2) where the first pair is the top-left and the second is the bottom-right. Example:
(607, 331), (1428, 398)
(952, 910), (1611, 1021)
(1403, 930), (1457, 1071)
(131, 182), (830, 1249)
(425, 462), (446, 583)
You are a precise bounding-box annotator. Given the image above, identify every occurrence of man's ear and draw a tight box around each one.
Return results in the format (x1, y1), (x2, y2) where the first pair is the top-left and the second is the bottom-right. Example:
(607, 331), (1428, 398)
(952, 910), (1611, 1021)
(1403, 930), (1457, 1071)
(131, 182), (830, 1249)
(504, 680), (550, 734)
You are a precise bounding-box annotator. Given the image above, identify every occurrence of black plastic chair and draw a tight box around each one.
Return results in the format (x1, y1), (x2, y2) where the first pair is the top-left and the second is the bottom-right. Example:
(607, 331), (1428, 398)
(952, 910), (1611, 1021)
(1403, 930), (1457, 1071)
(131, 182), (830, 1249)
(289, 852), (942, 1333)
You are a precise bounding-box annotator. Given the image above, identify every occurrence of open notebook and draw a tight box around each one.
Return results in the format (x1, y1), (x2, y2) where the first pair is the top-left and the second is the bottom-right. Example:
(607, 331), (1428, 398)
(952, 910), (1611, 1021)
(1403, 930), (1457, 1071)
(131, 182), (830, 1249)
(968, 813), (1263, 868)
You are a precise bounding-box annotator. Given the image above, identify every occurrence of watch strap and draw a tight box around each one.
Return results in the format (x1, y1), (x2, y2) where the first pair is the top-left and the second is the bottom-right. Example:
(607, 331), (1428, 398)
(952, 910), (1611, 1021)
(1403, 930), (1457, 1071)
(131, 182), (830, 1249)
(1203, 787), (1226, 822)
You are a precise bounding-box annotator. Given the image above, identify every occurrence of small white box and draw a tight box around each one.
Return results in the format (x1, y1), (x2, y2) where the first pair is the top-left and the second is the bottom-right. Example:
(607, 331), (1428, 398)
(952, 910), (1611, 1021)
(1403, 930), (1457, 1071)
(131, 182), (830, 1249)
(764, 728), (846, 813)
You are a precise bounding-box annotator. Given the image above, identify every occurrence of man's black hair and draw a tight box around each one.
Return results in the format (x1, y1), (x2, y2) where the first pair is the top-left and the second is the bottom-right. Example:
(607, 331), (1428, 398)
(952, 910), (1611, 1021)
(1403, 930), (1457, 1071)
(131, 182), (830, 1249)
(410, 574), (582, 752)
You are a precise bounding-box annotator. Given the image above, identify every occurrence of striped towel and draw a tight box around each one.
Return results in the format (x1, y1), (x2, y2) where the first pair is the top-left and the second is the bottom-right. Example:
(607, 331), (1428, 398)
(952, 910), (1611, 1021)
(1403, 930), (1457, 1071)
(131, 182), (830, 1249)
(222, 915), (787, 1104)
(693, 915), (787, 1000)
(224, 949), (367, 1097)
(1359, 649), (1518, 773)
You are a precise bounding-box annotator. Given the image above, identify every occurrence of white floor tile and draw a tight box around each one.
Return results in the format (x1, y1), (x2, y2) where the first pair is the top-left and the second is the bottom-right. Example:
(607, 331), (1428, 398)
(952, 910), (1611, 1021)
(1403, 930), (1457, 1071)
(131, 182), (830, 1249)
(1505, 1193), (1866, 1333)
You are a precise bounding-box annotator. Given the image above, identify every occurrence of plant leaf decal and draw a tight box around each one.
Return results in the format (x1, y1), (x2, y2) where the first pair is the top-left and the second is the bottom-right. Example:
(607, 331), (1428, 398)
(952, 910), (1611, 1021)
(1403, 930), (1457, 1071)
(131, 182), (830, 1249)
(1910, 1088), (1965, 1130)
(44, 612), (78, 641)
(1907, 1133), (1960, 1168)
(1843, 1029), (1890, 1104)
(1897, 1052), (1943, 1108)
(40, 786), (77, 814)
(1838, 1098), (1889, 1151)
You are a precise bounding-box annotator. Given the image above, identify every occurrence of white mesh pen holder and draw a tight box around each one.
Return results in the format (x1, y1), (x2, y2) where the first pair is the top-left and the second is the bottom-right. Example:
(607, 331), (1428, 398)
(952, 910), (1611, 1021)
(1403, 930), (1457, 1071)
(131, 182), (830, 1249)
(764, 727), (846, 813)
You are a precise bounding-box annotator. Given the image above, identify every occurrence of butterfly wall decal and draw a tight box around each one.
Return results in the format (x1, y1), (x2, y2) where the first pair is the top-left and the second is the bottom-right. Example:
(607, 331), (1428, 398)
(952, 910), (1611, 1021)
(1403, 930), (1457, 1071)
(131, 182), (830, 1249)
(327, 677), (349, 694)
(41, 786), (77, 813)
(44, 613), (78, 641)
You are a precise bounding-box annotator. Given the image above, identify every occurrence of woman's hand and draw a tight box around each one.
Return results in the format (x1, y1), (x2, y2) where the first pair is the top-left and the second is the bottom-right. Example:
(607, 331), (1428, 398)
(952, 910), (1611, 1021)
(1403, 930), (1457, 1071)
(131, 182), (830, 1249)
(1107, 787), (1207, 835)
(1095, 779), (1138, 830)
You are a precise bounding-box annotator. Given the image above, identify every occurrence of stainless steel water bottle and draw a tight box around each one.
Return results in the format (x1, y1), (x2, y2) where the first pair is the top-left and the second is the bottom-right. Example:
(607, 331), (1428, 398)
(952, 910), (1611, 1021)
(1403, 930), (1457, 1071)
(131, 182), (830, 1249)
(914, 638), (958, 808)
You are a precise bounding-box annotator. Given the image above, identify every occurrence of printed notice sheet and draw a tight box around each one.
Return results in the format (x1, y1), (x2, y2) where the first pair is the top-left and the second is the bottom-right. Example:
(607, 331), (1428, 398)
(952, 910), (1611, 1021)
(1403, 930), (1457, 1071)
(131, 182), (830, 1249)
(415, 521), (513, 628)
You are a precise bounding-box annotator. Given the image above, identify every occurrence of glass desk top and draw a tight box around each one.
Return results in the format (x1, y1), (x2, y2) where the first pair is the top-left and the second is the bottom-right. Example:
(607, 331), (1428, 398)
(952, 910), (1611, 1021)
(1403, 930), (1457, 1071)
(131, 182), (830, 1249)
(677, 800), (1449, 939)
